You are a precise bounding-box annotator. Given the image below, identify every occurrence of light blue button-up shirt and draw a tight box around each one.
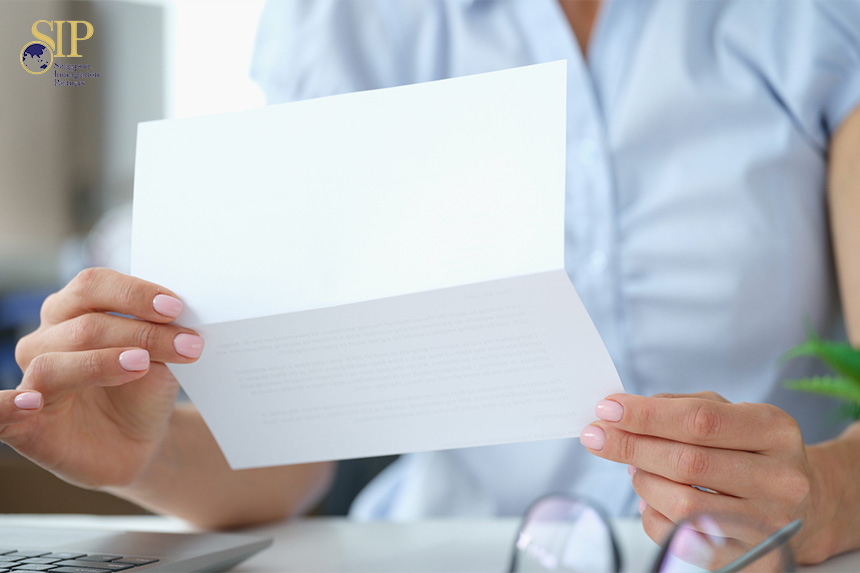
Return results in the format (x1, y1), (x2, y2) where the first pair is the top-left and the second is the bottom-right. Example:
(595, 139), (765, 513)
(251, 0), (860, 518)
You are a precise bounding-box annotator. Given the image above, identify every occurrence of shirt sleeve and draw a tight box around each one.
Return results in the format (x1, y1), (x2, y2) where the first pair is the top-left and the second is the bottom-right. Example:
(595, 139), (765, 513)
(815, 0), (860, 138)
(733, 0), (860, 147)
(249, 0), (405, 104)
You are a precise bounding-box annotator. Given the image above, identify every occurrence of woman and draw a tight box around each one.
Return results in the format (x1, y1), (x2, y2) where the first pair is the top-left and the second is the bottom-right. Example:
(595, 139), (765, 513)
(6, 0), (860, 564)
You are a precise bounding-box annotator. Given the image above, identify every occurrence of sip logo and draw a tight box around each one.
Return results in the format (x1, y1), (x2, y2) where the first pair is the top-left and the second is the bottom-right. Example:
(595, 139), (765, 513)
(20, 20), (94, 75)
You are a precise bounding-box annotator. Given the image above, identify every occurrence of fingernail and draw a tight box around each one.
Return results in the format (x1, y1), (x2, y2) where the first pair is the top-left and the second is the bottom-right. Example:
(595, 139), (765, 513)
(174, 333), (204, 358)
(596, 399), (623, 422)
(628, 465), (637, 478)
(153, 294), (183, 318)
(14, 392), (42, 410)
(119, 349), (150, 372)
(638, 498), (647, 514)
(579, 425), (606, 451)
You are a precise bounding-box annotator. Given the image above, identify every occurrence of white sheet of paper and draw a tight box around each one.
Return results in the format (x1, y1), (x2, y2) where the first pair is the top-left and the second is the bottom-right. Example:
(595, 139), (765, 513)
(132, 61), (624, 469)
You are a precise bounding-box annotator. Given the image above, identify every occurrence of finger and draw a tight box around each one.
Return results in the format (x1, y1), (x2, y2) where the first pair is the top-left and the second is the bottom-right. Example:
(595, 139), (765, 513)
(640, 501), (676, 546)
(582, 424), (768, 497)
(40, 268), (184, 325)
(594, 394), (795, 451)
(0, 390), (43, 437)
(632, 468), (768, 541)
(34, 313), (204, 363)
(20, 348), (152, 397)
(651, 391), (729, 403)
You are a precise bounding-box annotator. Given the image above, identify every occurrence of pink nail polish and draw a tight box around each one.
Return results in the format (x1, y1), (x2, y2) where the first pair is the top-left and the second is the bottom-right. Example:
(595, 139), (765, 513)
(638, 498), (647, 514)
(119, 349), (150, 372)
(174, 333), (204, 359)
(14, 392), (42, 410)
(153, 294), (183, 318)
(579, 425), (606, 451)
(596, 399), (623, 422)
(628, 465), (637, 478)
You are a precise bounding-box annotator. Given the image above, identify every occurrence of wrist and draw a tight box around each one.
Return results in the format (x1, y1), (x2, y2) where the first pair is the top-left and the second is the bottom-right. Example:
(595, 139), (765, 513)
(799, 441), (842, 563)
(797, 424), (860, 563)
(101, 406), (186, 512)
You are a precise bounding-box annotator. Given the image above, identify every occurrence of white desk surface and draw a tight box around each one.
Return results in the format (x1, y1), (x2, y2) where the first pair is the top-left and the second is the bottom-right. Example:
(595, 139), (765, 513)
(1, 514), (858, 572)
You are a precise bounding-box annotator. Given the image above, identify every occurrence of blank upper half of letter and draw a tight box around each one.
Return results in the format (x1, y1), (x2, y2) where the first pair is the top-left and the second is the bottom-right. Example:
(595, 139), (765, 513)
(131, 61), (623, 468)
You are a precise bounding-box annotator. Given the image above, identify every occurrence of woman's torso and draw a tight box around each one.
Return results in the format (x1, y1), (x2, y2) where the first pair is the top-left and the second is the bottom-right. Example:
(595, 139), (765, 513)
(251, 0), (860, 518)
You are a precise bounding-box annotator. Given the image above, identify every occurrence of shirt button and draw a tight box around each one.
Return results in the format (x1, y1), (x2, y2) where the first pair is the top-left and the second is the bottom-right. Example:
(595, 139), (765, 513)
(588, 251), (608, 272)
(577, 138), (601, 166)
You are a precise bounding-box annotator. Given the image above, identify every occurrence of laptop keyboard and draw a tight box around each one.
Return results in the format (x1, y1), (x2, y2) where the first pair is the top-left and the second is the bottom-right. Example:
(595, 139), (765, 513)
(0, 550), (158, 572)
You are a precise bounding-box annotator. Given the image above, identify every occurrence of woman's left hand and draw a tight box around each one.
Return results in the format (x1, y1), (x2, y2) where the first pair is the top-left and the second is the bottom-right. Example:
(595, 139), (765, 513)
(580, 392), (838, 564)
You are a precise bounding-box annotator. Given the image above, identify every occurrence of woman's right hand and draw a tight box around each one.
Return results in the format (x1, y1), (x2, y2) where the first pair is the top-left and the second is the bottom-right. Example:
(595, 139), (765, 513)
(3, 268), (204, 490)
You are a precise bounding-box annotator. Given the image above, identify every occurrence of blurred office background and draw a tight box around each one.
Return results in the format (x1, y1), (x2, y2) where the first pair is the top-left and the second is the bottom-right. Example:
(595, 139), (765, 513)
(1, 0), (265, 389)
(1, 0), (392, 517)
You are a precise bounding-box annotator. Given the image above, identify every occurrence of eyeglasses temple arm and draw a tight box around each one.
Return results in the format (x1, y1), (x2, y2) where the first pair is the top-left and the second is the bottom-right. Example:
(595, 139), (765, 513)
(716, 519), (803, 573)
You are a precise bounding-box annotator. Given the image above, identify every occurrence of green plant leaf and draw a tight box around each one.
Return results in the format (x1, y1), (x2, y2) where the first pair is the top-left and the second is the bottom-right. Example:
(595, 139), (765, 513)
(784, 376), (860, 405)
(782, 338), (860, 382)
(837, 403), (860, 421)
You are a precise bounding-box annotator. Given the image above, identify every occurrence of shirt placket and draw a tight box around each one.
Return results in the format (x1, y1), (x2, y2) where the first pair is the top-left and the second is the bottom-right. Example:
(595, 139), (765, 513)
(514, 0), (624, 369)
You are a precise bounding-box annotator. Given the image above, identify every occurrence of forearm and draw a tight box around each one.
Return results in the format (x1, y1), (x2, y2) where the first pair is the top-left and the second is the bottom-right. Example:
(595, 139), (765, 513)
(804, 421), (860, 562)
(807, 102), (860, 562)
(106, 403), (335, 529)
(829, 104), (860, 344)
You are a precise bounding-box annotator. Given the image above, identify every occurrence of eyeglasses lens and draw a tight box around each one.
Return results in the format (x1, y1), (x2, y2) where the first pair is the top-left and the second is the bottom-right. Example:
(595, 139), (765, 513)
(657, 515), (794, 573)
(512, 497), (617, 572)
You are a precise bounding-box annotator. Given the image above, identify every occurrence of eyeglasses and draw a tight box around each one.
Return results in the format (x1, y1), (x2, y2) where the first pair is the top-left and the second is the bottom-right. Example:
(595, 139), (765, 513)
(508, 494), (802, 572)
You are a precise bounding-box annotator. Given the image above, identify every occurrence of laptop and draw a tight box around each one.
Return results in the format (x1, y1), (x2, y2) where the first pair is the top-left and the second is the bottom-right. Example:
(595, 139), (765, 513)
(0, 524), (272, 572)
